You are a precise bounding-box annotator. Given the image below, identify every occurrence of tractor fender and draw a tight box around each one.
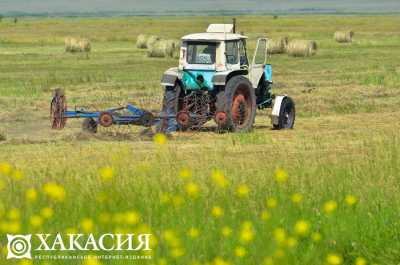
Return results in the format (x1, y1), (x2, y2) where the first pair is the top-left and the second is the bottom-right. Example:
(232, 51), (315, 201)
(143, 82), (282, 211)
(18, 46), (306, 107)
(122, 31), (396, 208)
(161, 67), (182, 87)
(271, 95), (287, 126)
(212, 69), (249, 86)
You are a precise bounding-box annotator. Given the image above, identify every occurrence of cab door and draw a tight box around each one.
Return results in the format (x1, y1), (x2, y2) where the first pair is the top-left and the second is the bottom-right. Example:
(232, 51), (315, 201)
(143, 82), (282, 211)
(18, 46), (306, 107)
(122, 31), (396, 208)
(249, 38), (267, 88)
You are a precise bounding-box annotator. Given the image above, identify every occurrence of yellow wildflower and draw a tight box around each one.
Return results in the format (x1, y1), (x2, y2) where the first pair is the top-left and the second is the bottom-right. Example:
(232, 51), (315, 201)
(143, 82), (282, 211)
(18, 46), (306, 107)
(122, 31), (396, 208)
(261, 210), (271, 221)
(179, 167), (192, 180)
(291, 193), (303, 204)
(25, 188), (38, 202)
(286, 237), (298, 248)
(266, 197), (278, 208)
(263, 257), (274, 265)
(19, 260), (33, 265)
(236, 184), (249, 198)
(30, 215), (43, 227)
(211, 206), (224, 218)
(311, 232), (322, 242)
(345, 195), (358, 206)
(66, 227), (77, 234)
(326, 253), (343, 265)
(171, 247), (185, 258)
(213, 257), (231, 265)
(0, 162), (11, 175)
(221, 226), (232, 237)
(162, 229), (176, 242)
(7, 221), (21, 233)
(43, 182), (66, 202)
(355, 257), (367, 265)
(8, 208), (20, 220)
(185, 182), (199, 198)
(188, 227), (199, 238)
(160, 192), (170, 204)
(172, 195), (184, 207)
(11, 170), (23, 181)
(323, 200), (338, 214)
(240, 222), (255, 243)
(274, 168), (288, 183)
(234, 246), (247, 257)
(212, 170), (228, 188)
(81, 218), (94, 233)
(153, 133), (167, 145)
(273, 228), (286, 244)
(125, 211), (140, 225)
(100, 166), (113, 181)
(294, 219), (310, 236)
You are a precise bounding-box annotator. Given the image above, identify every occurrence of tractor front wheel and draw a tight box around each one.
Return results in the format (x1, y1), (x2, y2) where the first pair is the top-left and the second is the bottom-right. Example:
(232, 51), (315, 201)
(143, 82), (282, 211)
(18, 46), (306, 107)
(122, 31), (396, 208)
(215, 76), (256, 132)
(273, 97), (295, 130)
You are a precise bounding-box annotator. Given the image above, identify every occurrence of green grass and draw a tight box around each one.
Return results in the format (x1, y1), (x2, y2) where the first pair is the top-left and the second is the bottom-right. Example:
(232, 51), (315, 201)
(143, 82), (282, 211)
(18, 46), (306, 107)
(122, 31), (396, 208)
(0, 15), (400, 265)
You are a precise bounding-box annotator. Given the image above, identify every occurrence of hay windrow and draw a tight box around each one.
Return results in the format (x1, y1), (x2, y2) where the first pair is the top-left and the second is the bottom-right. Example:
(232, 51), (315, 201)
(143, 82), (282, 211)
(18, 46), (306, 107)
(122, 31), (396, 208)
(267, 36), (289, 54)
(286, 40), (318, 57)
(334, 31), (354, 43)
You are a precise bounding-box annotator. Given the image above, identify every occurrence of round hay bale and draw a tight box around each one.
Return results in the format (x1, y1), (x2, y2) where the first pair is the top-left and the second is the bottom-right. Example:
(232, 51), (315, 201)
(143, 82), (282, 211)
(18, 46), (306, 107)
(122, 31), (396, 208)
(69, 38), (80, 52)
(286, 40), (318, 57)
(334, 31), (354, 43)
(146, 35), (161, 49)
(267, 36), (289, 54)
(136, 34), (148, 49)
(79, 38), (91, 52)
(147, 41), (168, 58)
(64, 37), (72, 52)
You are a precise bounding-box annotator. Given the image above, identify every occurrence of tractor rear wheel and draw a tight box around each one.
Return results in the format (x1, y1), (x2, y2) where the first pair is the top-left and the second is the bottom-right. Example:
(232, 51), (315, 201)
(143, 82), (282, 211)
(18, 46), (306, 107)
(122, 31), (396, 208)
(82, 118), (98, 133)
(215, 76), (256, 132)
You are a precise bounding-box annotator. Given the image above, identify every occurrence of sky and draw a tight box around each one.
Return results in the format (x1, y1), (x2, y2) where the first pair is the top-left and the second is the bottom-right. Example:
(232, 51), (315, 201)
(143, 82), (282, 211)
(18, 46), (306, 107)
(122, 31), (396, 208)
(1, 0), (400, 14)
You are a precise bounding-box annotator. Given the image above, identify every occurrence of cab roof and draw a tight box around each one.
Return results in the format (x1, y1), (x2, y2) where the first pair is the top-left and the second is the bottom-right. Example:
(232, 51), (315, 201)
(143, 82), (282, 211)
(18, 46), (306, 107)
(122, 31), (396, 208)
(181, 32), (247, 42)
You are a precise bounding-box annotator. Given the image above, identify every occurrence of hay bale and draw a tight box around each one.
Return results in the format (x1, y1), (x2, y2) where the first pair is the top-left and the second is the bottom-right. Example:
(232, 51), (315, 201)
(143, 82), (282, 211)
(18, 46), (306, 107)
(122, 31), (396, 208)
(334, 31), (354, 43)
(267, 37), (289, 54)
(147, 39), (181, 58)
(286, 40), (317, 57)
(65, 37), (91, 53)
(136, 34), (148, 49)
(78, 38), (91, 52)
(146, 35), (161, 49)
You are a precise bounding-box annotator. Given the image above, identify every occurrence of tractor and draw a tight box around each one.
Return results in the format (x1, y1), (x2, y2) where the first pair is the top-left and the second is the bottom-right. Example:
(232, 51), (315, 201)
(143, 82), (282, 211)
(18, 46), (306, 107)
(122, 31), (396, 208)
(159, 22), (295, 132)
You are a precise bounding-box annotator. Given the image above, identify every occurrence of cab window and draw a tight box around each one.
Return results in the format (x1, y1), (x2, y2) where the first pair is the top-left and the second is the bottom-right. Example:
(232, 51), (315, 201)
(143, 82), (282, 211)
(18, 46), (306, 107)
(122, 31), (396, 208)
(225, 41), (239, 65)
(187, 42), (216, 65)
(239, 40), (248, 66)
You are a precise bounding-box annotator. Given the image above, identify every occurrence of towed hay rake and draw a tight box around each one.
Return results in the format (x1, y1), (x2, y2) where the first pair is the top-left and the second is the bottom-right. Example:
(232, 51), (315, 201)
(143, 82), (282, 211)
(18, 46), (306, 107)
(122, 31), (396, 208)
(50, 89), (164, 133)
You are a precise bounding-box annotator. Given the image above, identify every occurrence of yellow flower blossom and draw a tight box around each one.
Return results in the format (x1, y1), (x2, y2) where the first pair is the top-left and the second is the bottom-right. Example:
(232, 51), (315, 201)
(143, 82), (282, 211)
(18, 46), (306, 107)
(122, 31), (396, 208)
(188, 227), (199, 238)
(240, 222), (255, 243)
(125, 211), (140, 225)
(65, 227), (77, 234)
(263, 257), (274, 265)
(30, 215), (43, 227)
(160, 192), (170, 204)
(222, 226), (232, 237)
(273, 228), (286, 244)
(234, 246), (247, 257)
(236, 184), (249, 198)
(291, 193), (303, 204)
(43, 182), (66, 202)
(80, 218), (94, 233)
(294, 220), (310, 236)
(179, 167), (192, 180)
(0, 162), (11, 175)
(323, 200), (338, 214)
(213, 257), (231, 265)
(326, 253), (343, 265)
(25, 188), (38, 202)
(11, 170), (23, 181)
(274, 168), (288, 183)
(355, 257), (367, 265)
(266, 197), (278, 208)
(261, 210), (271, 221)
(18, 260), (33, 265)
(8, 208), (20, 220)
(185, 182), (199, 198)
(345, 195), (358, 206)
(212, 170), (228, 188)
(100, 166), (113, 181)
(6, 221), (21, 233)
(154, 133), (167, 145)
(211, 206), (224, 218)
(311, 232), (322, 242)
(171, 247), (185, 258)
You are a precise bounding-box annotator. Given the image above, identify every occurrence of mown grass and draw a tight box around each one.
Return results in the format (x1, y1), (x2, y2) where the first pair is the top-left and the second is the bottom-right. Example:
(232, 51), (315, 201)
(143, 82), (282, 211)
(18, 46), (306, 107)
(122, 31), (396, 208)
(0, 15), (400, 265)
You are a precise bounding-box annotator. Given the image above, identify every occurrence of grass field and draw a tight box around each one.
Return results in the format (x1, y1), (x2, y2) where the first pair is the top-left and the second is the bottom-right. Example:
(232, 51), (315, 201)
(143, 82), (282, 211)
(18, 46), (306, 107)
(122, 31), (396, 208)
(0, 15), (400, 265)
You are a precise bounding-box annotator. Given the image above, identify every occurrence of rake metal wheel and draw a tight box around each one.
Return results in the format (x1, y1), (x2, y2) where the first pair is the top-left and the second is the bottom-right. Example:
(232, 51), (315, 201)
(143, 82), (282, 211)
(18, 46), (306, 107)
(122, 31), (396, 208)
(50, 88), (67, 129)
